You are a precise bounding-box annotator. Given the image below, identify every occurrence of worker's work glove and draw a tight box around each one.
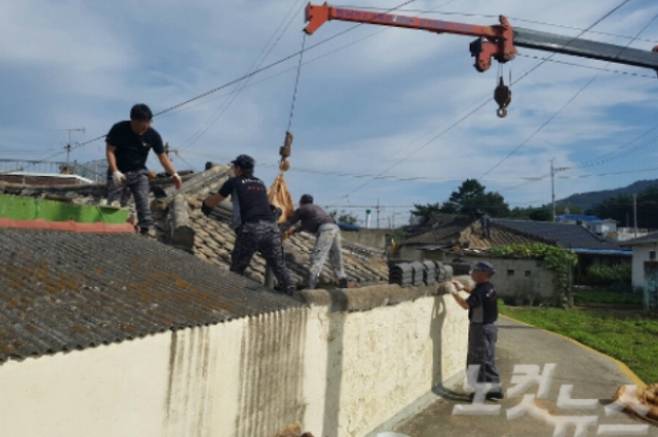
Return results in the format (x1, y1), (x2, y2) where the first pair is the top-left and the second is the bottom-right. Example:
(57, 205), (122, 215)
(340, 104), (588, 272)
(171, 172), (182, 190)
(201, 201), (214, 217)
(282, 228), (295, 240)
(112, 170), (126, 186)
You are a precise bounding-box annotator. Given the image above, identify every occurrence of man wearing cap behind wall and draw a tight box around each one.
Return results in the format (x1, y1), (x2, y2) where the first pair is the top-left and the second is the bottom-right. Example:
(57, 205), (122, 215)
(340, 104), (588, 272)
(106, 103), (182, 235)
(450, 261), (504, 401)
(282, 194), (348, 289)
(201, 154), (297, 296)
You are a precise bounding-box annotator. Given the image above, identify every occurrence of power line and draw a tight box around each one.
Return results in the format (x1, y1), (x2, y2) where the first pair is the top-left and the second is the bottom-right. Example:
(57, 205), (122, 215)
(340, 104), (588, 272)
(154, 0), (419, 119)
(337, 0), (636, 201)
(557, 165), (658, 179)
(516, 52), (658, 80)
(22, 0), (419, 169)
(335, 4), (658, 45)
(481, 0), (645, 177)
(183, 0), (306, 148)
(575, 126), (658, 169)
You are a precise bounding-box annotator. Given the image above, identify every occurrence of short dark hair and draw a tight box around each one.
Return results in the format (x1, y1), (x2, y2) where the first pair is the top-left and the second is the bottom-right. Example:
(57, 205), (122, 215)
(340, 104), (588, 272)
(130, 104), (153, 121)
(231, 154), (255, 177)
(300, 194), (314, 205)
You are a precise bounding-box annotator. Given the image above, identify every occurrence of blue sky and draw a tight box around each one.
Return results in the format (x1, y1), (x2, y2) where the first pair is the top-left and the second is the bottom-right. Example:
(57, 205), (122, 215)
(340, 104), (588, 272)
(2, 0), (658, 226)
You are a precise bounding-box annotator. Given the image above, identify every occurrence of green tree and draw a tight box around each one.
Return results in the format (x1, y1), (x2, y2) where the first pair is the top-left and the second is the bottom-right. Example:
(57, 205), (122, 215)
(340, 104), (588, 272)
(410, 202), (442, 223)
(443, 179), (510, 217)
(329, 210), (359, 225)
(509, 205), (552, 221)
(591, 187), (658, 228)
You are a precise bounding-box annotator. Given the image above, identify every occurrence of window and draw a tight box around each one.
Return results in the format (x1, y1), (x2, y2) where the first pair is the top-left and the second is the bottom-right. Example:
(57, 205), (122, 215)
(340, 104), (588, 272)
(507, 269), (515, 276)
(525, 271), (532, 277)
(650, 251), (656, 261)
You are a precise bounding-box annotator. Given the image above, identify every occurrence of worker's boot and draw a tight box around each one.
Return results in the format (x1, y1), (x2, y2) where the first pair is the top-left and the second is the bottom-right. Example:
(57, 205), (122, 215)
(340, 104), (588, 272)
(485, 389), (504, 401)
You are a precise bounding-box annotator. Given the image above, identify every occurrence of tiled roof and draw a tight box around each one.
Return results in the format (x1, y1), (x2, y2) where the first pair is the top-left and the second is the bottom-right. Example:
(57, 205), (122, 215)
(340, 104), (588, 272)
(402, 214), (474, 246)
(0, 228), (299, 364)
(401, 214), (536, 250)
(179, 192), (388, 287)
(1, 166), (389, 287)
(400, 214), (625, 253)
(491, 218), (625, 251)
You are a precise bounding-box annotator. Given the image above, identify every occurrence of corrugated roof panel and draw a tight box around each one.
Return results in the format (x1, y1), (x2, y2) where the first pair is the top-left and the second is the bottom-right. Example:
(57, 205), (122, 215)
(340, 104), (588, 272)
(0, 228), (300, 364)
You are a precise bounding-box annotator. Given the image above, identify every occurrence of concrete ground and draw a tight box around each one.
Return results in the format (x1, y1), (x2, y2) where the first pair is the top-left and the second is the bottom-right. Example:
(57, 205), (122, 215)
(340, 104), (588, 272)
(394, 316), (658, 437)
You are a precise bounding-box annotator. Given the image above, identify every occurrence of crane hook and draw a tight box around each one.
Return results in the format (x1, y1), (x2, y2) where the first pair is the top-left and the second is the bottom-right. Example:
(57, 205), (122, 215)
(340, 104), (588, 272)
(494, 76), (512, 118)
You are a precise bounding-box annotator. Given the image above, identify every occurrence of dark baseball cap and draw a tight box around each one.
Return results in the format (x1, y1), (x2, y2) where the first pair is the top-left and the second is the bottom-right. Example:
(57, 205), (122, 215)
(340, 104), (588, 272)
(300, 194), (314, 204)
(472, 261), (495, 275)
(231, 154), (255, 170)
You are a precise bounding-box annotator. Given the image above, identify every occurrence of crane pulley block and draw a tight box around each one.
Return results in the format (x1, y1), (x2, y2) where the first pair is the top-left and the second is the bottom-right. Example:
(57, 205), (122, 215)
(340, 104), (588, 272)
(469, 16), (517, 73)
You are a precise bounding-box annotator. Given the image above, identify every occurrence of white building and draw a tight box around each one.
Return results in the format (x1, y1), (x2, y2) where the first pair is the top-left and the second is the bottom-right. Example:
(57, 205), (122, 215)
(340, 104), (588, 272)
(621, 232), (658, 290)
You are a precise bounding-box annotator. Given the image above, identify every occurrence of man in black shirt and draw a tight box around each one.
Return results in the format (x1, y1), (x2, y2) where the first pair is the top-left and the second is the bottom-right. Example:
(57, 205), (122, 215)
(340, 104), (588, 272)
(282, 194), (348, 289)
(450, 261), (503, 401)
(201, 154), (296, 296)
(106, 104), (182, 234)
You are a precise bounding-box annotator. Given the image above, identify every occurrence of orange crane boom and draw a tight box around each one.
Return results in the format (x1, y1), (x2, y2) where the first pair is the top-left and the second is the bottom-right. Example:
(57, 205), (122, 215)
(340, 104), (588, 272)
(304, 3), (658, 75)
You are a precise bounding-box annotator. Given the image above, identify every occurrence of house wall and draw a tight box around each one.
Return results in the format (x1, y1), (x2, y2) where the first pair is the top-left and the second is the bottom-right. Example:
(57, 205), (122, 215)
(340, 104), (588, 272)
(0, 287), (468, 437)
(425, 253), (558, 305)
(340, 229), (390, 251)
(631, 243), (658, 289)
(396, 244), (424, 261)
(466, 256), (557, 305)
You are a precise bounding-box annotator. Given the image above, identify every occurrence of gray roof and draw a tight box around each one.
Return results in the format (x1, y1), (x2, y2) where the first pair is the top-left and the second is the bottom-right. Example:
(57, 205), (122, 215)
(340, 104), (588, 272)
(0, 228), (299, 364)
(402, 214), (474, 246)
(491, 218), (628, 252)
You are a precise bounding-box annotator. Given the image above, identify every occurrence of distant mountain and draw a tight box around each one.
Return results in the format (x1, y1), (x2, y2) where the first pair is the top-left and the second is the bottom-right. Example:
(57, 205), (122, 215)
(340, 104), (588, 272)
(557, 179), (658, 211)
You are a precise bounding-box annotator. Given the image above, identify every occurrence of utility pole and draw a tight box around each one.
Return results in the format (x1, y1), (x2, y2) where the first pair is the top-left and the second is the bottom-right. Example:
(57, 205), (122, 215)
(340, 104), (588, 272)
(376, 199), (381, 229)
(633, 193), (638, 238)
(550, 159), (556, 222)
(64, 128), (86, 168)
(550, 159), (571, 223)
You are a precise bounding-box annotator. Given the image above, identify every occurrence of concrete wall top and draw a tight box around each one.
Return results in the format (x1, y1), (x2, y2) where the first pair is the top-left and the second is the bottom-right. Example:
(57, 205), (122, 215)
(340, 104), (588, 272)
(301, 283), (446, 313)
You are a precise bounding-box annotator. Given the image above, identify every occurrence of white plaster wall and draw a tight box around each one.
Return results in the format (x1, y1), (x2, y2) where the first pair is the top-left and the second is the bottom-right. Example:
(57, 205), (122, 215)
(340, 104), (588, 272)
(632, 244), (657, 289)
(0, 296), (468, 437)
(0, 332), (172, 437)
(302, 295), (468, 437)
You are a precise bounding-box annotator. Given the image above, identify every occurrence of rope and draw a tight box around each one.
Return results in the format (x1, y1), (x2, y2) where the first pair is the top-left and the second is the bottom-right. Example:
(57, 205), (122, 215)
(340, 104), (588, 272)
(286, 33), (307, 134)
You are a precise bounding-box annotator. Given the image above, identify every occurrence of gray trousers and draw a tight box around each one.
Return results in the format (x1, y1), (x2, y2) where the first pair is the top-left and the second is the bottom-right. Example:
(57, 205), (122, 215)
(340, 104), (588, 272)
(467, 323), (501, 388)
(308, 223), (346, 289)
(107, 169), (152, 230)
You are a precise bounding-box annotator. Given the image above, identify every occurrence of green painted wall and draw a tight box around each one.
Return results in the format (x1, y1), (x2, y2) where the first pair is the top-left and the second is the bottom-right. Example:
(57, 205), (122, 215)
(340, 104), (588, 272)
(0, 194), (129, 224)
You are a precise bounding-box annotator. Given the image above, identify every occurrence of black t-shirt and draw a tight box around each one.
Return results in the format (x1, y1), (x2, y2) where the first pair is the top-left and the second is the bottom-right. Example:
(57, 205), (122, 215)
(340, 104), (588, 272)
(106, 121), (165, 172)
(219, 176), (275, 224)
(467, 282), (498, 324)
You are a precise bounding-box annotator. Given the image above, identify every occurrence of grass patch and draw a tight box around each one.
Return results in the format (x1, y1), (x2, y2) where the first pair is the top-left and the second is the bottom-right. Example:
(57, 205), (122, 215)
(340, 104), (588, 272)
(573, 289), (643, 306)
(499, 301), (658, 383)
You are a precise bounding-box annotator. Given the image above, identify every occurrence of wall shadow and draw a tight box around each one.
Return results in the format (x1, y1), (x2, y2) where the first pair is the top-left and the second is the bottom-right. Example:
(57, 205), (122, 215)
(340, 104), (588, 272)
(322, 289), (348, 437)
(430, 296), (471, 402)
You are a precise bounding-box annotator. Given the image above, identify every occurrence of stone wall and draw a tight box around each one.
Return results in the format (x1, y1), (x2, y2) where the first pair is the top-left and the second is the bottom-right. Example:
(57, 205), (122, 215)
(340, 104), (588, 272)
(0, 285), (468, 437)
